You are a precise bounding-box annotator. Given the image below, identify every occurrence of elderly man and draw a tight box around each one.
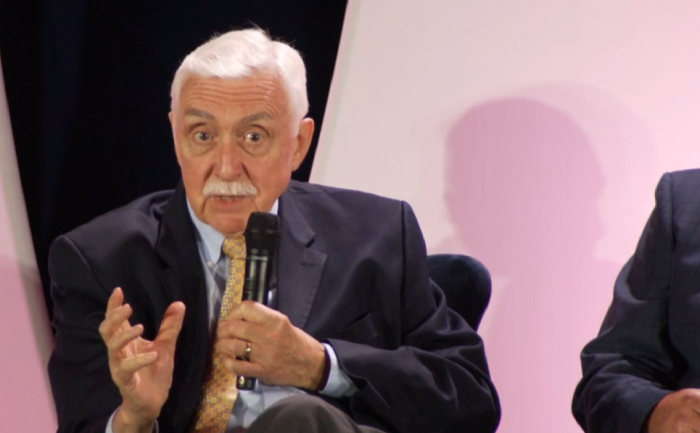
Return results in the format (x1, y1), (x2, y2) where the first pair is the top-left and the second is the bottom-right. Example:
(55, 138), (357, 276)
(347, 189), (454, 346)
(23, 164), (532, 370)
(48, 29), (499, 433)
(573, 169), (700, 433)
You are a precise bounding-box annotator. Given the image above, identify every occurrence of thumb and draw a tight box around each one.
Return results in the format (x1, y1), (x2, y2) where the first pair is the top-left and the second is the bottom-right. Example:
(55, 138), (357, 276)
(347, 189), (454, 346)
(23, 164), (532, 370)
(155, 302), (186, 349)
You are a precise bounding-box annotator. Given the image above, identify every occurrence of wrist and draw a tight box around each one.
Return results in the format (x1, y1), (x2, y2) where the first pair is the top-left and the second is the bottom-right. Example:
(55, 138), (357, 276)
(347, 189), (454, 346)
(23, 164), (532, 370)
(113, 405), (157, 433)
(307, 342), (330, 391)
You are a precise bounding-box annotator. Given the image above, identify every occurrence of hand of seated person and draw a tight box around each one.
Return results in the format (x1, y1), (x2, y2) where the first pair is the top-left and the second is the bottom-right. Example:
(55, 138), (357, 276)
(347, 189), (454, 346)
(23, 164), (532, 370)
(99, 288), (186, 433)
(647, 389), (700, 433)
(216, 300), (328, 391)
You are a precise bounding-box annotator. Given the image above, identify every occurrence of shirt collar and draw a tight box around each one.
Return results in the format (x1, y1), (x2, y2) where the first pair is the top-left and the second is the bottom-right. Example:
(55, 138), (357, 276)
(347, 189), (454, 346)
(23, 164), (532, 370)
(186, 199), (279, 264)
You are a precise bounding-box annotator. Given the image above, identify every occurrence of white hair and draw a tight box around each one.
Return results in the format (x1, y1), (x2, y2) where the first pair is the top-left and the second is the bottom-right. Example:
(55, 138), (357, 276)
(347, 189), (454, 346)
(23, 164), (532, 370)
(170, 28), (309, 124)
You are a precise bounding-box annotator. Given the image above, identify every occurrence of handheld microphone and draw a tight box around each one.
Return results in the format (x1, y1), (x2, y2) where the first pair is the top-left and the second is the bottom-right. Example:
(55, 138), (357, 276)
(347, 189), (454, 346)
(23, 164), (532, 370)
(237, 212), (280, 390)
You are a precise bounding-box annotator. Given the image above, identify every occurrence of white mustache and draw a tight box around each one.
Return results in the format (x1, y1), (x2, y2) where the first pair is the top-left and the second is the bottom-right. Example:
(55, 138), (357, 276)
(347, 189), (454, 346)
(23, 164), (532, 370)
(203, 180), (258, 197)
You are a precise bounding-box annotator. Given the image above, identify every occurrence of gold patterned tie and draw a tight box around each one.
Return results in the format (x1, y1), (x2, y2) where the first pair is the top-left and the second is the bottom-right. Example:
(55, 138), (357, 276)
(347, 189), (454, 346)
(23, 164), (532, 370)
(192, 235), (246, 433)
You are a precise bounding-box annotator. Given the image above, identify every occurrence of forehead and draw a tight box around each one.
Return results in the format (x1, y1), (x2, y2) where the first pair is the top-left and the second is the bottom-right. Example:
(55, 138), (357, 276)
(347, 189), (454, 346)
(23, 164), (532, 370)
(177, 73), (289, 119)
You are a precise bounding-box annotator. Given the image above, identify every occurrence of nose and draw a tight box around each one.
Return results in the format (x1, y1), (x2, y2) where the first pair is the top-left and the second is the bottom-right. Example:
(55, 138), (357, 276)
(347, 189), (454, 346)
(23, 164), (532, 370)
(215, 137), (245, 180)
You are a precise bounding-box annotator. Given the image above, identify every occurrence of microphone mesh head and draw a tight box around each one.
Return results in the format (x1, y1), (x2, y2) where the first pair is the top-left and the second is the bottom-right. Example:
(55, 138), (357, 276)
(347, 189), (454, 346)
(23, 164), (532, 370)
(244, 212), (281, 254)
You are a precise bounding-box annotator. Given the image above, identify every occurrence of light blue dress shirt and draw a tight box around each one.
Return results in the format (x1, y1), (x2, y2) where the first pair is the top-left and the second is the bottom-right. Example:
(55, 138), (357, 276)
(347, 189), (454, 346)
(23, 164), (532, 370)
(106, 200), (356, 432)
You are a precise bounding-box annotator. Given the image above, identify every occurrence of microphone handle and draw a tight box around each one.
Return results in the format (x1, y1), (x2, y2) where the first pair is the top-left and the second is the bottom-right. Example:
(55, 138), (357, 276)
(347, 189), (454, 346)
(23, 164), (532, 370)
(237, 252), (272, 390)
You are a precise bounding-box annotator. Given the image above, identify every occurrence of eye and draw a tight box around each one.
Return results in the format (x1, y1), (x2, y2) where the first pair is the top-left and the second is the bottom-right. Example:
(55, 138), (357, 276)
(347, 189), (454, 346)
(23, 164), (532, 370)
(246, 132), (262, 143)
(194, 131), (212, 142)
(239, 129), (269, 156)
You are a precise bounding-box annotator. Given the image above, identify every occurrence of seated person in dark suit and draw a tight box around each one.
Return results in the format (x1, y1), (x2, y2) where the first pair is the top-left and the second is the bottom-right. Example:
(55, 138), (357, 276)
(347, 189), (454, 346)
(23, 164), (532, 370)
(573, 169), (700, 433)
(47, 28), (500, 433)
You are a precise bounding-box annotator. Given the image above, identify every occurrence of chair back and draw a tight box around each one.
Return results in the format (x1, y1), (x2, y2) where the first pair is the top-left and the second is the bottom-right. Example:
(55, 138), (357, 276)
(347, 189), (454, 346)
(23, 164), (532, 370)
(427, 254), (491, 330)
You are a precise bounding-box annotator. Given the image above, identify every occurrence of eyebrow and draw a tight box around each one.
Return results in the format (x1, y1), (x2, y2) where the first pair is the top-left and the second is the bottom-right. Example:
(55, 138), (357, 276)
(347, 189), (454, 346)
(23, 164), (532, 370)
(183, 109), (274, 124)
(184, 108), (215, 120)
(185, 108), (214, 120)
(241, 113), (274, 124)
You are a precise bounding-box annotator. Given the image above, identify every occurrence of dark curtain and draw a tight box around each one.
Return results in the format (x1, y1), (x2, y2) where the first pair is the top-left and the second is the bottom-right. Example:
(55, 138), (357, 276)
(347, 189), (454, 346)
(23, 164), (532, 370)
(0, 0), (348, 319)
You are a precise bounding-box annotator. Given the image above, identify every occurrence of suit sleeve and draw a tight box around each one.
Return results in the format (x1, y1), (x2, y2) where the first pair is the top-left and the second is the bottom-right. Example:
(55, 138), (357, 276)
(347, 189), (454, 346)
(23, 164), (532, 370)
(572, 172), (680, 433)
(48, 234), (122, 433)
(327, 202), (500, 433)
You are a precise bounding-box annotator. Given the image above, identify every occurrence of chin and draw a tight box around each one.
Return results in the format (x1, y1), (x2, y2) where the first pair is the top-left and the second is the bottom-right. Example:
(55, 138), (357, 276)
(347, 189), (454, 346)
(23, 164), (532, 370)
(213, 220), (247, 237)
(203, 205), (252, 234)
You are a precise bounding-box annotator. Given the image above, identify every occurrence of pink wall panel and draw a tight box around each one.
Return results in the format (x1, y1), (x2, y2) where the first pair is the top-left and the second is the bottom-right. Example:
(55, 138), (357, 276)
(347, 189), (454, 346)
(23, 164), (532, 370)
(0, 51), (56, 430)
(314, 1), (700, 431)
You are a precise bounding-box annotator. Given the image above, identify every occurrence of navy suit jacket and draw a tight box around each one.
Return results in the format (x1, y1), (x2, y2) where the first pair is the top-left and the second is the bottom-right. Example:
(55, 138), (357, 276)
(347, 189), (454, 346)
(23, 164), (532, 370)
(573, 169), (700, 433)
(48, 180), (499, 433)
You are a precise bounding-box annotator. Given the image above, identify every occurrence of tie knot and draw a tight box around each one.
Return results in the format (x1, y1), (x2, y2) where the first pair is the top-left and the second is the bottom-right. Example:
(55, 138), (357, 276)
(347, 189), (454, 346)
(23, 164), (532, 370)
(222, 235), (246, 260)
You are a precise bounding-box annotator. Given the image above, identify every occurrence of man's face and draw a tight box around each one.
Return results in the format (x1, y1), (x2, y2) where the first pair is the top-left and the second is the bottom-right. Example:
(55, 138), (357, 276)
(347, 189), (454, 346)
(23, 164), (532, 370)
(169, 73), (313, 237)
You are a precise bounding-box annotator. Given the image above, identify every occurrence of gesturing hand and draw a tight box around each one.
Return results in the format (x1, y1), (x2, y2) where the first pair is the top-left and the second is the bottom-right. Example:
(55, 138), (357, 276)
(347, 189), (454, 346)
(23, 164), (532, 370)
(98, 288), (185, 433)
(216, 301), (327, 391)
(647, 389), (700, 433)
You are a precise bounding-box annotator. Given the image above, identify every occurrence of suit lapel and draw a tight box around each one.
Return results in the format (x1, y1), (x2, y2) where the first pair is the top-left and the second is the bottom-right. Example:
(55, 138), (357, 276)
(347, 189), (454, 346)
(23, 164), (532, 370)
(277, 187), (328, 330)
(154, 182), (210, 432)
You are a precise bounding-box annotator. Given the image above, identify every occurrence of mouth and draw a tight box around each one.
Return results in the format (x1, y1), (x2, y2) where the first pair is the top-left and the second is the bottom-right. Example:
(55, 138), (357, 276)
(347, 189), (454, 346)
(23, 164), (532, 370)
(213, 195), (248, 203)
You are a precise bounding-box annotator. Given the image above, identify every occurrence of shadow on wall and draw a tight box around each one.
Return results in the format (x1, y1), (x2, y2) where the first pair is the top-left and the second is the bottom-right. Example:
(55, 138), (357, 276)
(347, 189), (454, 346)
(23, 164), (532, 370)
(515, 84), (658, 263)
(445, 98), (619, 433)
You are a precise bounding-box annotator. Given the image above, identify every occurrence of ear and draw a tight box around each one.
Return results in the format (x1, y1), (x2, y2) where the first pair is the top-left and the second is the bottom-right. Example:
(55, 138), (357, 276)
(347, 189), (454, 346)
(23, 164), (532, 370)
(291, 117), (315, 171)
(169, 111), (182, 166)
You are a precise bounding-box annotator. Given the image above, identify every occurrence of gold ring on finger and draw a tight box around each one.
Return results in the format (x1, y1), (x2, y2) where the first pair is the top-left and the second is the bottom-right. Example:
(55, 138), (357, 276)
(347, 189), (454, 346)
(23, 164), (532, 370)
(244, 341), (252, 361)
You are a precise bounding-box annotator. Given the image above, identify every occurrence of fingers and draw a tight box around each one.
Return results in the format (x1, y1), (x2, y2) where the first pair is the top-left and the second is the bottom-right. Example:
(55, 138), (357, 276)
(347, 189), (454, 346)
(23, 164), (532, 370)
(155, 301), (186, 347)
(218, 318), (252, 341)
(225, 301), (278, 324)
(223, 357), (264, 379)
(215, 305), (326, 389)
(113, 352), (158, 383)
(100, 289), (183, 367)
(99, 288), (133, 344)
(217, 338), (252, 360)
(107, 323), (144, 354)
(219, 302), (284, 341)
(107, 287), (125, 310)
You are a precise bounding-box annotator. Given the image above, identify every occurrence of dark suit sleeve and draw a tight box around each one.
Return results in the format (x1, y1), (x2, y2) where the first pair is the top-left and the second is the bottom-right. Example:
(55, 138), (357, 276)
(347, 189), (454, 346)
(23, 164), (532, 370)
(48, 234), (122, 433)
(327, 202), (500, 433)
(572, 172), (680, 433)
